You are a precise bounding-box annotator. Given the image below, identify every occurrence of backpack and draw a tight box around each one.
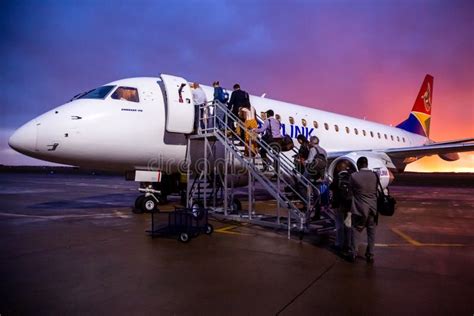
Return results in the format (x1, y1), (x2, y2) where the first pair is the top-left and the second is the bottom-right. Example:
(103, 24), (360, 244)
(338, 171), (352, 201)
(215, 87), (229, 103)
(307, 147), (327, 180)
(222, 89), (229, 103)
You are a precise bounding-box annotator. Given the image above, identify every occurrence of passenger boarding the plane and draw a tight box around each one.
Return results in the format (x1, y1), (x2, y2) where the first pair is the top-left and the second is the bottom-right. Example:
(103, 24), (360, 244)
(191, 82), (208, 132)
(329, 160), (354, 259)
(228, 84), (250, 133)
(212, 81), (228, 130)
(304, 136), (328, 220)
(304, 136), (327, 181)
(253, 109), (283, 171)
(294, 134), (310, 174)
(239, 106), (258, 157)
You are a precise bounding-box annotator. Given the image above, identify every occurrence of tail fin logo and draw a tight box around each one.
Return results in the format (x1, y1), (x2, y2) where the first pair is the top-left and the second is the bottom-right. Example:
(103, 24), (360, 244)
(396, 74), (434, 137)
(422, 83), (432, 112)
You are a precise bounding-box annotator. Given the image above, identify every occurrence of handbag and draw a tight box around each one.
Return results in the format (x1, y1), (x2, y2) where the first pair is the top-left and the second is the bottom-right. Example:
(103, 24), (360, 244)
(376, 174), (396, 216)
(280, 134), (294, 152)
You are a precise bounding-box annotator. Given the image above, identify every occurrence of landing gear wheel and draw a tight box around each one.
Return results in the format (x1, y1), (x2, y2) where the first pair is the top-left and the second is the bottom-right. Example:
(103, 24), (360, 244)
(133, 195), (145, 214)
(205, 224), (214, 235)
(178, 232), (190, 243)
(191, 202), (204, 220)
(142, 196), (159, 213)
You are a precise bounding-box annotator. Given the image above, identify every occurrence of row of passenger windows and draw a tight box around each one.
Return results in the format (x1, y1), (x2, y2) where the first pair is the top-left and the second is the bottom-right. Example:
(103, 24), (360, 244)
(262, 112), (406, 143)
(76, 85), (140, 103)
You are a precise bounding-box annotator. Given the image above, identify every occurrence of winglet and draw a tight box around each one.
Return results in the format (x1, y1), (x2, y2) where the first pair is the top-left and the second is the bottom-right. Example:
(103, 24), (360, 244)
(396, 74), (433, 137)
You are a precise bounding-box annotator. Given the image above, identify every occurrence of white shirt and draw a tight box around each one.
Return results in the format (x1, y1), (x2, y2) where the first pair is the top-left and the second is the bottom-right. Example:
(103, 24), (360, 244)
(192, 87), (207, 105)
(240, 107), (256, 120)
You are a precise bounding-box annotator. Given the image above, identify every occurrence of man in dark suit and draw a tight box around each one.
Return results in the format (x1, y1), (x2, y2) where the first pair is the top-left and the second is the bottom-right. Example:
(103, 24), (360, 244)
(227, 84), (250, 134)
(349, 156), (378, 263)
(227, 83), (250, 116)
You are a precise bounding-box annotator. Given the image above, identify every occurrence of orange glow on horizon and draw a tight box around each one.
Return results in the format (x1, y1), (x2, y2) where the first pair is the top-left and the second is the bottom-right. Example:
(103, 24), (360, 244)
(405, 153), (474, 173)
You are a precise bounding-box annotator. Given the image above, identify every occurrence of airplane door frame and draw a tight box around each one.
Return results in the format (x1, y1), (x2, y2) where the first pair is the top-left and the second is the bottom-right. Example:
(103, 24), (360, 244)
(160, 74), (194, 134)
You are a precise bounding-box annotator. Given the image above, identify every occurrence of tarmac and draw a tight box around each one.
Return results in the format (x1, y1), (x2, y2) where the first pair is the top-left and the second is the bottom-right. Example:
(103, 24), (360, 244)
(0, 172), (473, 315)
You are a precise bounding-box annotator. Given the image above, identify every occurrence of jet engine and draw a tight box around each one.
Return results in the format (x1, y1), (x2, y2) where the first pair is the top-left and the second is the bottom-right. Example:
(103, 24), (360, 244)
(438, 153), (460, 161)
(328, 152), (396, 189)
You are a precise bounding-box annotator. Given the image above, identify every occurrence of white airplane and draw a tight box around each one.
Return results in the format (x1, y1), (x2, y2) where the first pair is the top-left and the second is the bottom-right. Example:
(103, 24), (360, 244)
(8, 73), (474, 202)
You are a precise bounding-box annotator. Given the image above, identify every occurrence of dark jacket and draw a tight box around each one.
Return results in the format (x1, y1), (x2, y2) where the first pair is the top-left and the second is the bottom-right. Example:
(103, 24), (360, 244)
(228, 89), (250, 115)
(213, 87), (228, 103)
(330, 170), (352, 211)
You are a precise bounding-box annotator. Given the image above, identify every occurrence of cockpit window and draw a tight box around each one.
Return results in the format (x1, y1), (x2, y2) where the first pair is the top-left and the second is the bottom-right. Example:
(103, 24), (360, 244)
(111, 87), (139, 103)
(75, 85), (115, 100)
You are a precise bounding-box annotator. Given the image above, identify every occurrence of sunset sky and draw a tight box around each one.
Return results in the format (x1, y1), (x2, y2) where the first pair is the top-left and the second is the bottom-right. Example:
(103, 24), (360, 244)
(0, 0), (473, 171)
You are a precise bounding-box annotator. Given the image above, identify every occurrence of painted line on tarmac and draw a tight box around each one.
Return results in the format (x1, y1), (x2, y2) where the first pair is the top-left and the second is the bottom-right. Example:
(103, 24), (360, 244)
(391, 228), (464, 247)
(391, 228), (423, 246)
(375, 243), (409, 247)
(214, 225), (252, 236)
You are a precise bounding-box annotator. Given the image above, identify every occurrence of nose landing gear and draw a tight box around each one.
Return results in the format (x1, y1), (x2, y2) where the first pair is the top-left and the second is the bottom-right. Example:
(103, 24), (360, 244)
(133, 186), (163, 214)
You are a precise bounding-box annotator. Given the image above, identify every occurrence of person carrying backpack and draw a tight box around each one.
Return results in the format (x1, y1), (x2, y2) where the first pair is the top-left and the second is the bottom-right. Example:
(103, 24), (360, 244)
(330, 160), (354, 259)
(303, 136), (328, 220)
(304, 136), (327, 182)
(212, 81), (229, 130)
(212, 81), (229, 103)
(294, 134), (310, 174)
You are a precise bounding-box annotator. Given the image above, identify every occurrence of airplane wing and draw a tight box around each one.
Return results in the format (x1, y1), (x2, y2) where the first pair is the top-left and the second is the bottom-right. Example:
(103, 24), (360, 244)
(326, 138), (474, 160)
(383, 140), (474, 158)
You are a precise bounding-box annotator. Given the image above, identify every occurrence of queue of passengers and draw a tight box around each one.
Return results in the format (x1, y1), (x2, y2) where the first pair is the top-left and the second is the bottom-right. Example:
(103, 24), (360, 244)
(192, 82), (378, 264)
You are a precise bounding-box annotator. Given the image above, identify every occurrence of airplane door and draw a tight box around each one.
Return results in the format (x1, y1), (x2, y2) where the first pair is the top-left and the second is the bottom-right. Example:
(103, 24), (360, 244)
(160, 74), (194, 134)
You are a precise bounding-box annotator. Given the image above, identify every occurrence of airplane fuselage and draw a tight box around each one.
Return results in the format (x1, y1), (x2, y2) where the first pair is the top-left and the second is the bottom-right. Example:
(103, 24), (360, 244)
(9, 75), (428, 179)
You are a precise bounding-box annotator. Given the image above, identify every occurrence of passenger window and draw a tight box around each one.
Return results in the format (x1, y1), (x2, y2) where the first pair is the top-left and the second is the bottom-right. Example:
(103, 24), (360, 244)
(275, 114), (281, 121)
(345, 127), (350, 134)
(397, 136), (400, 142)
(289, 116), (295, 124)
(391, 135), (394, 141)
(313, 121), (319, 128)
(112, 87), (139, 103)
(334, 124), (339, 132)
(324, 123), (329, 130)
(261, 112), (267, 120)
(362, 130), (366, 136)
(370, 131), (374, 138)
(301, 118), (307, 126)
(402, 137), (406, 143)
(354, 128), (359, 135)
(384, 134), (388, 139)
(377, 132), (381, 139)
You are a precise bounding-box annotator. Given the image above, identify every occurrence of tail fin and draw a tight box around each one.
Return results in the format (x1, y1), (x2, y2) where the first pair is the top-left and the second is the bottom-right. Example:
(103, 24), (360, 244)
(396, 74), (434, 137)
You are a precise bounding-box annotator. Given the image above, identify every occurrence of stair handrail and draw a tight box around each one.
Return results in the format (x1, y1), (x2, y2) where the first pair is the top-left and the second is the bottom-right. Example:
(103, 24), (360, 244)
(200, 101), (313, 209)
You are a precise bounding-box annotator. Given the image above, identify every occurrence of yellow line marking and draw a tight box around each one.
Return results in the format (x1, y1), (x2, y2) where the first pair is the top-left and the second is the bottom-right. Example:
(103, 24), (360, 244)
(419, 243), (464, 247)
(215, 225), (252, 236)
(391, 228), (465, 247)
(375, 243), (408, 247)
(391, 228), (423, 246)
(215, 230), (249, 236)
(215, 225), (238, 232)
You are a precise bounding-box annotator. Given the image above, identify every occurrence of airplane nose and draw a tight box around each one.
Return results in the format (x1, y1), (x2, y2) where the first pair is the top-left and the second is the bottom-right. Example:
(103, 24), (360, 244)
(8, 120), (37, 154)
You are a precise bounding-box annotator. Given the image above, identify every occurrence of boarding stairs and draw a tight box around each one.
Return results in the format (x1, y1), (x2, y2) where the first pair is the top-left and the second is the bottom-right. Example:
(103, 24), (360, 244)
(186, 101), (334, 238)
